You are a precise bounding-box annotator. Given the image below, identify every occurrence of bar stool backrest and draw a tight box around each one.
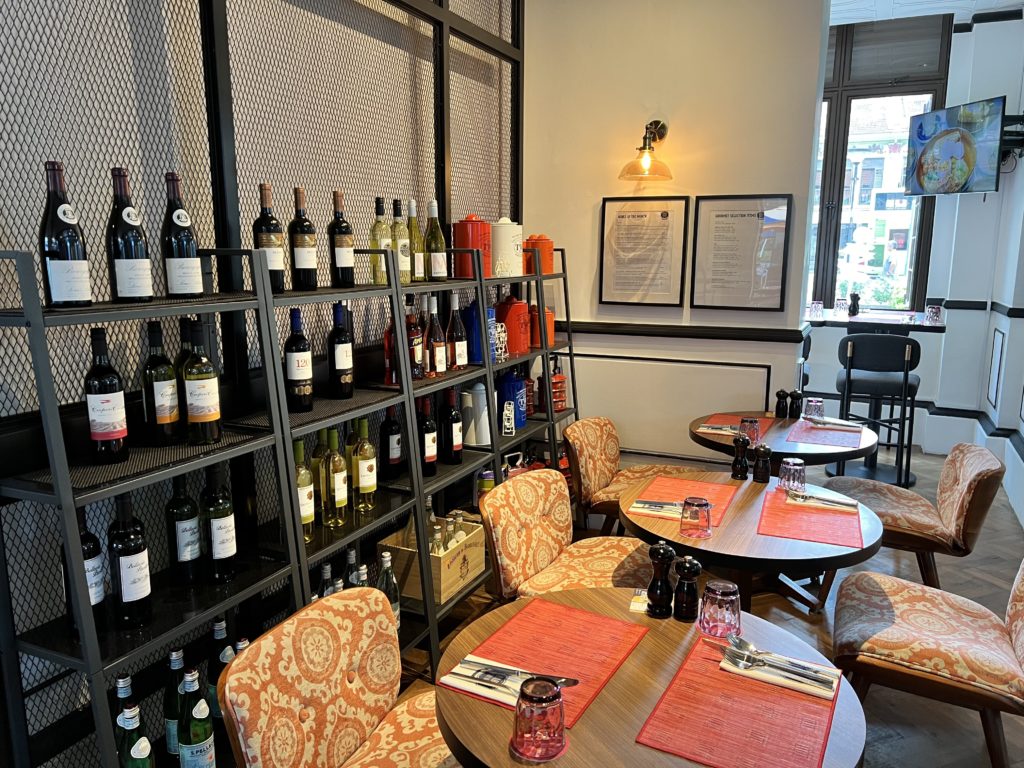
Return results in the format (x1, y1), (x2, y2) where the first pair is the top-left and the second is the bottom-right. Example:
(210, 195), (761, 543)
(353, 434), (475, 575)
(837, 333), (921, 372)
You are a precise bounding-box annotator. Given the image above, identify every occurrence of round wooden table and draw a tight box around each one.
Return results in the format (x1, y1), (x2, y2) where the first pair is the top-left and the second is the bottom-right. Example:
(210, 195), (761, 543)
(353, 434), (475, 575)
(619, 472), (883, 612)
(688, 411), (878, 469)
(435, 588), (865, 767)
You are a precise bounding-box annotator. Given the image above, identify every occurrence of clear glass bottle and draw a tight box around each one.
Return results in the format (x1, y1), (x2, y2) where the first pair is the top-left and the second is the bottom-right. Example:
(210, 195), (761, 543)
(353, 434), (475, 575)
(425, 198), (447, 281)
(355, 418), (377, 515)
(430, 525), (444, 555)
(408, 198), (425, 282)
(369, 196), (391, 286)
(294, 439), (315, 544)
(310, 427), (330, 519)
(392, 199), (411, 285)
(425, 296), (446, 377)
(446, 292), (468, 371)
(405, 294), (425, 380)
(323, 428), (347, 528)
(376, 552), (401, 630)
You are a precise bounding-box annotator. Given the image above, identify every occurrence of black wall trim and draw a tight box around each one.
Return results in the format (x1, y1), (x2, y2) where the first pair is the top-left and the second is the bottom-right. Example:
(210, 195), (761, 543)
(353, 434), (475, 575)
(1011, 431), (1024, 462)
(955, 9), (1024, 32)
(944, 299), (989, 310)
(978, 411), (1017, 438)
(953, 22), (973, 33)
(556, 320), (808, 344)
(925, 297), (946, 307)
(991, 302), (1024, 318)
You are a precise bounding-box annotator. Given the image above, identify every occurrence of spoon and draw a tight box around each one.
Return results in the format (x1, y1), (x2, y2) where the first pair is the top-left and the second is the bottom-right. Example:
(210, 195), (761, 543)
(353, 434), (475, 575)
(722, 647), (835, 687)
(786, 489), (859, 510)
(727, 634), (840, 679)
(722, 651), (834, 691)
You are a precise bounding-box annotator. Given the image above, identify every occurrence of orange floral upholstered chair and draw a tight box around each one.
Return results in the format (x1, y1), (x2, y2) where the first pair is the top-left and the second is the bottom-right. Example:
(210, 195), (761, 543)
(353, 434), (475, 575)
(217, 588), (458, 768)
(824, 443), (1004, 588)
(564, 417), (692, 534)
(834, 560), (1024, 767)
(479, 468), (652, 599)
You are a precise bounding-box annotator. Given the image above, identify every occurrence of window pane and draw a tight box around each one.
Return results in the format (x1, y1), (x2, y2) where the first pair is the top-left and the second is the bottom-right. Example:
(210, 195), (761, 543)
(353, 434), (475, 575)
(835, 94), (932, 309)
(850, 16), (945, 83)
(824, 28), (837, 85)
(806, 101), (828, 307)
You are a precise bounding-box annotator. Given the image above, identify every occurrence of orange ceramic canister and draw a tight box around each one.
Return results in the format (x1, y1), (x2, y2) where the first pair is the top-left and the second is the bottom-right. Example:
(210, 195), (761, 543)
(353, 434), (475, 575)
(496, 294), (530, 356)
(453, 214), (492, 278)
(524, 233), (555, 275)
(530, 304), (555, 348)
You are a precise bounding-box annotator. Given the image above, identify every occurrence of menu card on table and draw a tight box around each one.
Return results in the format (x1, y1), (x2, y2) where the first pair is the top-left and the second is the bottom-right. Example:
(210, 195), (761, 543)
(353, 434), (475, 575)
(637, 641), (839, 768)
(758, 490), (864, 548)
(786, 419), (862, 448)
(439, 597), (648, 727)
(630, 475), (739, 526)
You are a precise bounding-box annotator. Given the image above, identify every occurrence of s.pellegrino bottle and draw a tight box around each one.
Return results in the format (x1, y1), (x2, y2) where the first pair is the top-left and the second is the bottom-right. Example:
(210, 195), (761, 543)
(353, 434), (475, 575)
(345, 547), (360, 588)
(284, 307), (313, 411)
(425, 199), (447, 281)
(207, 618), (233, 733)
(161, 172), (202, 298)
(177, 668), (215, 767)
(254, 183), (285, 294)
(288, 187), (318, 290)
(112, 674), (133, 755)
(317, 562), (333, 599)
(61, 507), (105, 635)
(39, 160), (92, 308)
(369, 196), (391, 285)
(106, 167), (153, 302)
(379, 405), (403, 481)
(294, 439), (315, 543)
(166, 475), (200, 586)
(108, 494), (151, 630)
(327, 301), (354, 399)
(85, 327), (129, 464)
(141, 320), (179, 446)
(329, 190), (355, 288)
(163, 648), (185, 757)
(377, 551), (401, 630)
(119, 704), (155, 768)
(202, 463), (236, 584)
(184, 320), (222, 445)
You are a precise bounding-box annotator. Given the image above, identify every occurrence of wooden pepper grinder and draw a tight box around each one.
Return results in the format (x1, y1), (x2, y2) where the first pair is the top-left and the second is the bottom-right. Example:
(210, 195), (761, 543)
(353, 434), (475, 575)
(731, 434), (750, 480)
(646, 540), (676, 619)
(753, 443), (773, 483)
(673, 555), (702, 622)
(774, 389), (790, 418)
(788, 390), (804, 419)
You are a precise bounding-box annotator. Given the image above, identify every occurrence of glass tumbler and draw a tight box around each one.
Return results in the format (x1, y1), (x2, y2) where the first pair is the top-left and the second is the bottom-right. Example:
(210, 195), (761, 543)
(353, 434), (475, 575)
(779, 458), (806, 493)
(739, 417), (760, 445)
(803, 397), (825, 421)
(679, 496), (713, 539)
(925, 304), (943, 324)
(834, 297), (849, 314)
(510, 677), (566, 762)
(809, 300), (824, 319)
(698, 580), (742, 638)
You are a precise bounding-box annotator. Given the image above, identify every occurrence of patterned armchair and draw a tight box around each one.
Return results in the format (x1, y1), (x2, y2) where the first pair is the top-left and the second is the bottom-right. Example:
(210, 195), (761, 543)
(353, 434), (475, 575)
(834, 559), (1024, 767)
(824, 443), (1004, 588)
(564, 417), (693, 535)
(479, 468), (652, 599)
(217, 588), (458, 768)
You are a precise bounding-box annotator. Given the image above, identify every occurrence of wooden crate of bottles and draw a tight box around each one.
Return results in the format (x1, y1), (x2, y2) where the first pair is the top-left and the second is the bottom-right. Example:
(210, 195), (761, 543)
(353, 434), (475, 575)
(378, 521), (486, 604)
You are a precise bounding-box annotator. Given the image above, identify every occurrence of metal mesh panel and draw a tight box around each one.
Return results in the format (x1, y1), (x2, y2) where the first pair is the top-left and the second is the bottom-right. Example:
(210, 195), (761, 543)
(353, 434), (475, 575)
(450, 35), (514, 223)
(450, 0), (514, 43)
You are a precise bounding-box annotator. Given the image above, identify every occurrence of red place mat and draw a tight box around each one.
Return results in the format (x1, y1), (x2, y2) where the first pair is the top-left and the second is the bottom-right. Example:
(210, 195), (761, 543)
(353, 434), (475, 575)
(758, 490), (863, 548)
(705, 413), (776, 432)
(453, 598), (648, 728)
(637, 641), (838, 768)
(786, 419), (862, 448)
(632, 475), (739, 527)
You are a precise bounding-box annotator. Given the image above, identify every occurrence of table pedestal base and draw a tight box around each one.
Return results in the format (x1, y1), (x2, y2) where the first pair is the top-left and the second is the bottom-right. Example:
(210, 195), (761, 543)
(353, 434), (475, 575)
(705, 568), (836, 614)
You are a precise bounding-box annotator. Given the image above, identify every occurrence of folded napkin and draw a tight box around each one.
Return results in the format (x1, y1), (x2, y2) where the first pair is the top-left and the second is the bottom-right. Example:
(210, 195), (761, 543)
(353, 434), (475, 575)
(802, 416), (862, 432)
(439, 655), (531, 707)
(696, 423), (740, 435)
(719, 654), (841, 700)
(629, 500), (682, 519)
(784, 491), (859, 511)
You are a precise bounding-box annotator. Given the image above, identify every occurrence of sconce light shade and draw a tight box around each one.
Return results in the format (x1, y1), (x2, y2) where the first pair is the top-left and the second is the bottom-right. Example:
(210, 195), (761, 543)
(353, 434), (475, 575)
(619, 119), (672, 181)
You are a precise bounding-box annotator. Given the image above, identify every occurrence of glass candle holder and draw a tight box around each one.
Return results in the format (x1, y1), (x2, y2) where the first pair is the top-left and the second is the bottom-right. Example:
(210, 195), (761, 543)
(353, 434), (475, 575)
(803, 397), (825, 421)
(779, 457), (806, 493)
(739, 417), (760, 445)
(510, 677), (566, 763)
(679, 496), (713, 539)
(698, 580), (742, 638)
(925, 304), (943, 324)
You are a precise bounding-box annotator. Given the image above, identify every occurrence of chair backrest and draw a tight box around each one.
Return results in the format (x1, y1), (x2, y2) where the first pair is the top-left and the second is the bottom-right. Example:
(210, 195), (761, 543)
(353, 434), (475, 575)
(479, 469), (573, 599)
(217, 588), (400, 767)
(837, 333), (921, 372)
(562, 417), (620, 507)
(936, 443), (1005, 554)
(1006, 557), (1024, 668)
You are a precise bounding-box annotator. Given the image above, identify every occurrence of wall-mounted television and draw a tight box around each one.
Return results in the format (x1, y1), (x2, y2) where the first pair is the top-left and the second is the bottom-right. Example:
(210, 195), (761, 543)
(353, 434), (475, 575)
(904, 96), (1005, 196)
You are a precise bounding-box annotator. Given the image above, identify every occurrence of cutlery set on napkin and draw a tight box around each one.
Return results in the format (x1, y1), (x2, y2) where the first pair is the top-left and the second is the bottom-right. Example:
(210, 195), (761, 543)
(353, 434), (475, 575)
(801, 415), (862, 432)
(704, 635), (841, 699)
(440, 654), (579, 707)
(695, 423), (740, 436)
(784, 488), (860, 512)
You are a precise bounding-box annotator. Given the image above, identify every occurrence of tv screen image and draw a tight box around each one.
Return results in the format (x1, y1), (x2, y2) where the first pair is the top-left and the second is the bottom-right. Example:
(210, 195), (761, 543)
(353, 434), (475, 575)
(904, 95), (1005, 196)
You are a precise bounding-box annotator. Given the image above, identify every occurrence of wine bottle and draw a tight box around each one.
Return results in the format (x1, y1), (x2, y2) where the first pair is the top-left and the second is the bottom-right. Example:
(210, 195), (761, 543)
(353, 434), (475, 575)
(419, 398), (438, 477)
(85, 327), (129, 464)
(289, 187), (318, 290)
(161, 172), (202, 298)
(202, 463), (236, 584)
(184, 320), (222, 445)
(141, 320), (179, 446)
(345, 548), (360, 588)
(376, 551), (401, 630)
(379, 405), (403, 481)
(254, 183), (285, 294)
(392, 199), (411, 285)
(177, 668), (215, 766)
(328, 190), (355, 288)
(344, 424), (360, 501)
(108, 494), (151, 630)
(430, 526), (444, 554)
(106, 167), (153, 302)
(207, 618), (233, 730)
(61, 507), (105, 634)
(113, 675), (133, 755)
(425, 296), (446, 377)
(120, 703), (155, 768)
(234, 638), (250, 655)
(355, 418), (376, 515)
(439, 388), (463, 465)
(294, 439), (315, 544)
(166, 475), (200, 586)
(174, 316), (192, 438)
(316, 563), (333, 599)
(419, 294), (430, 340)
(310, 427), (329, 519)
(408, 198), (425, 283)
(323, 428), (347, 528)
(326, 301), (354, 399)
(369, 196), (391, 286)
(357, 564), (369, 586)
(425, 199), (447, 282)
(405, 295), (425, 380)
(284, 307), (313, 412)
(383, 311), (396, 386)
(38, 160), (92, 308)
(446, 292), (468, 371)
(163, 649), (185, 757)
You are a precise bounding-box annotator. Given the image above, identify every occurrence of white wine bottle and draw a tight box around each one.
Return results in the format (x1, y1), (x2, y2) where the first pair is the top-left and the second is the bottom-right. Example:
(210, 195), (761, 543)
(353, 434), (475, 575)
(425, 199), (447, 282)
(294, 439), (315, 543)
(369, 197), (391, 286)
(392, 199), (411, 285)
(355, 418), (376, 515)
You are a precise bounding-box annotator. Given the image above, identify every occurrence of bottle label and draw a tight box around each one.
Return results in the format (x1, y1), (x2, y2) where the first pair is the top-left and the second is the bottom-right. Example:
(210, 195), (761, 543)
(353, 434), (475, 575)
(424, 431), (437, 461)
(172, 209), (192, 227)
(433, 344), (447, 374)
(397, 239), (411, 271)
(298, 482), (315, 524)
(333, 343), (353, 371)
(454, 341), (468, 367)
(358, 458), (376, 492)
(388, 434), (402, 462)
(430, 252), (447, 278)
(178, 733), (215, 768)
(84, 553), (105, 605)
(120, 206), (141, 226)
(293, 245), (317, 269)
(166, 718), (179, 755)
(211, 514), (236, 560)
(334, 245), (355, 268)
(150, 379), (179, 424)
(452, 422), (463, 450)
(391, 600), (400, 630)
(57, 203), (79, 225)
(86, 392), (128, 440)
(166, 257), (203, 294)
(186, 379), (221, 423)
(113, 258), (154, 297)
(118, 550), (151, 602)
(287, 350), (313, 381)
(411, 337), (423, 365)
(46, 259), (92, 302)
(377, 237), (392, 251)
(333, 471), (348, 503)
(413, 252), (425, 278)
(175, 517), (201, 562)
(130, 736), (152, 759)
(256, 232), (285, 271)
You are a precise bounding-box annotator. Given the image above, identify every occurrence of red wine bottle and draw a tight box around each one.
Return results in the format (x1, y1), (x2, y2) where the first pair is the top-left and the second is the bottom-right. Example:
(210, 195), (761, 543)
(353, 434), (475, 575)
(161, 172), (202, 298)
(108, 494), (152, 630)
(446, 292), (468, 371)
(38, 160), (92, 308)
(379, 405), (403, 481)
(405, 295), (425, 380)
(201, 463), (236, 585)
(61, 507), (105, 635)
(288, 187), (318, 291)
(106, 167), (153, 303)
(419, 397), (438, 477)
(326, 301), (354, 399)
(166, 475), (200, 586)
(85, 327), (129, 464)
(439, 387), (463, 465)
(284, 307), (313, 412)
(141, 320), (179, 446)
(254, 183), (285, 294)
(328, 190), (355, 288)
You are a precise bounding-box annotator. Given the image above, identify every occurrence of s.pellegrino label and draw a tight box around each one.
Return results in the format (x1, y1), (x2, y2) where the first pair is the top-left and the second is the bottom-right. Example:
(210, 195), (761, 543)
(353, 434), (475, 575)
(178, 733), (214, 767)
(165, 717), (179, 755)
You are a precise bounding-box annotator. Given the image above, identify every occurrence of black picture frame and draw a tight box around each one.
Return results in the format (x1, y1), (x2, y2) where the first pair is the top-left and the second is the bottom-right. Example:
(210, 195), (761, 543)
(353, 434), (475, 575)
(988, 327), (1005, 408)
(598, 195), (689, 307)
(690, 193), (793, 311)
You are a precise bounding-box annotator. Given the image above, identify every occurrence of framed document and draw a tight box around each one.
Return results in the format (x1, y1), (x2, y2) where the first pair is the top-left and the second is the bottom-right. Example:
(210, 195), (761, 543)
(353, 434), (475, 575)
(691, 194), (792, 311)
(599, 196), (688, 306)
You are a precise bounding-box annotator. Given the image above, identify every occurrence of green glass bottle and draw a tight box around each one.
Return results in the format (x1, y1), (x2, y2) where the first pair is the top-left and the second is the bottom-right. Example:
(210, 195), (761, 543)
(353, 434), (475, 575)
(183, 320), (222, 445)
(173, 316), (192, 439)
(163, 648), (185, 758)
(294, 439), (315, 543)
(310, 428), (329, 522)
(425, 199), (447, 282)
(408, 199), (426, 282)
(141, 320), (179, 445)
(112, 674), (133, 757)
(119, 704), (155, 767)
(177, 668), (215, 767)
(392, 199), (411, 285)
(323, 428), (347, 528)
(369, 196), (391, 286)
(201, 464), (236, 584)
(355, 418), (377, 515)
(207, 618), (233, 738)
(166, 475), (200, 586)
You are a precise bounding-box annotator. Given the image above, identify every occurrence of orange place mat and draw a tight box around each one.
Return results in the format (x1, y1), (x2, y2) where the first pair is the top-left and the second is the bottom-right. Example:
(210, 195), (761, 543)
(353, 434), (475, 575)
(631, 476), (739, 527)
(786, 419), (863, 448)
(637, 641), (839, 768)
(443, 598), (648, 728)
(757, 490), (863, 548)
(705, 413), (776, 432)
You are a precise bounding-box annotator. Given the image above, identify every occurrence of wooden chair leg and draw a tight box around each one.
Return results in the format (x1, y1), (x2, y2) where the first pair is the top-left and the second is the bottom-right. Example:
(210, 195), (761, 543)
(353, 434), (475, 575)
(916, 551), (941, 588)
(847, 671), (872, 703)
(980, 709), (1009, 768)
(812, 570), (838, 613)
(599, 514), (616, 536)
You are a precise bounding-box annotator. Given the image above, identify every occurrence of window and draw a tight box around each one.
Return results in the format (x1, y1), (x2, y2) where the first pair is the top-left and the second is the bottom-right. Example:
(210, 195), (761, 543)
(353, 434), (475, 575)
(808, 16), (952, 310)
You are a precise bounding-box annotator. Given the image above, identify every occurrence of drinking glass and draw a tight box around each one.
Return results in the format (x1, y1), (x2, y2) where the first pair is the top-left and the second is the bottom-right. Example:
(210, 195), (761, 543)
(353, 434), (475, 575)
(510, 677), (566, 762)
(779, 458), (806, 493)
(739, 417), (760, 445)
(803, 397), (825, 421)
(809, 300), (824, 319)
(679, 496), (713, 539)
(925, 304), (943, 324)
(834, 298), (849, 314)
(698, 580), (742, 638)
